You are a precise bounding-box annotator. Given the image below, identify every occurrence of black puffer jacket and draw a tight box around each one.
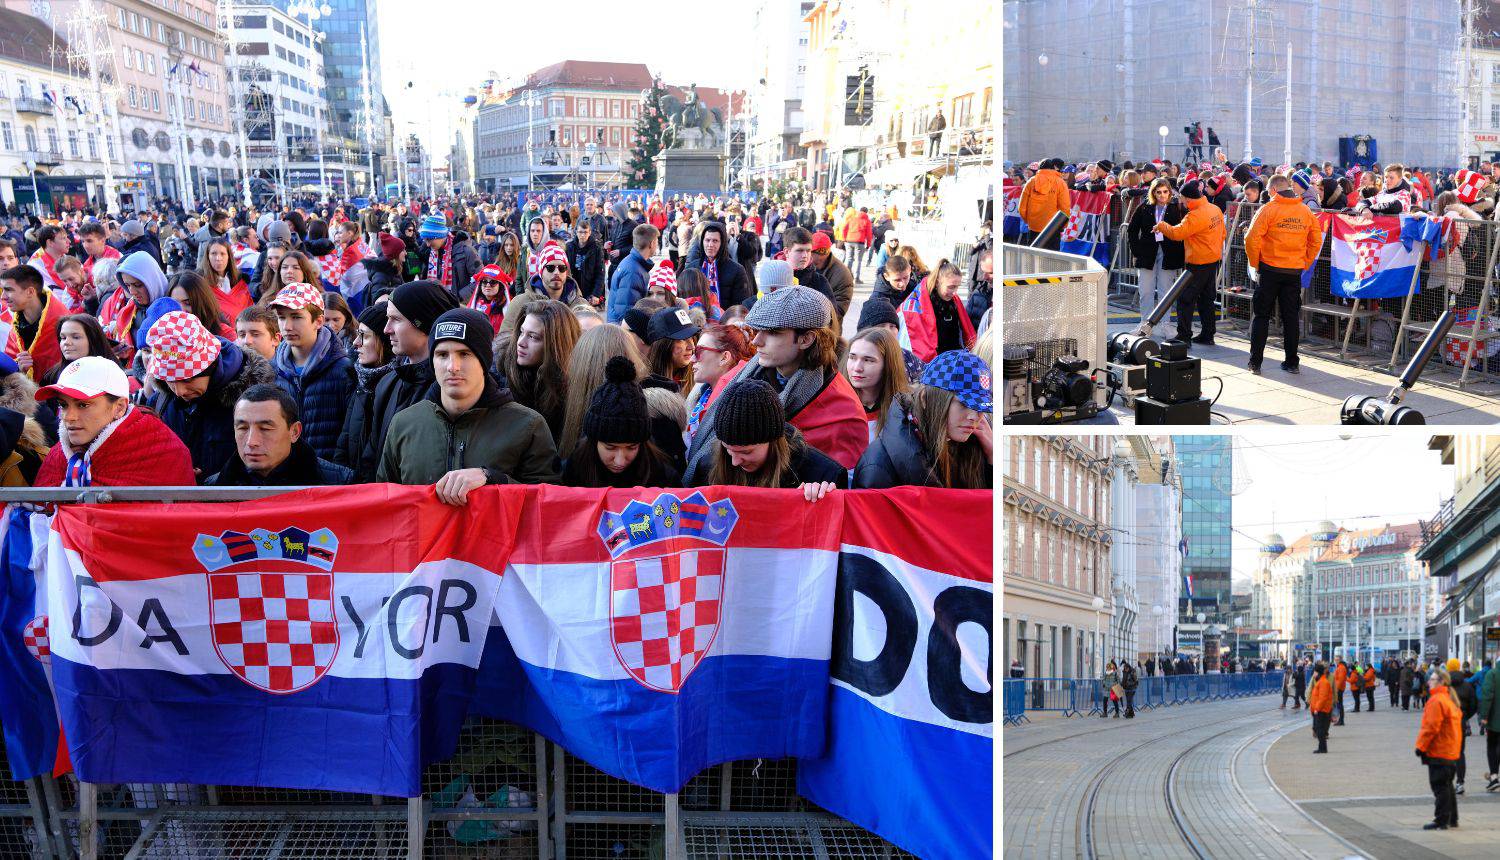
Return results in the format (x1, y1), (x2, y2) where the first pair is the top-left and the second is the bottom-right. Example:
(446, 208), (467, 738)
(853, 396), (929, 489)
(206, 439), (353, 486)
(148, 340), (277, 482)
(360, 257), (405, 306)
(358, 356), (436, 482)
(684, 222), (751, 309)
(337, 361), (396, 480)
(872, 269), (922, 307)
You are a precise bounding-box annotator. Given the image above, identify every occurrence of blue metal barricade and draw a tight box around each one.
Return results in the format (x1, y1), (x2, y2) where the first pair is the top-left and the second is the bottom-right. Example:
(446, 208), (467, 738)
(1002, 680), (1027, 725)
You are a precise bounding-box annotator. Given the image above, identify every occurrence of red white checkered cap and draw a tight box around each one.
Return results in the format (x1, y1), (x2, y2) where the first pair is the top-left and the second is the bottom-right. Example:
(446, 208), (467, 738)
(35, 356), (129, 402)
(537, 241), (568, 271)
(145, 310), (221, 382)
(268, 281), (324, 312)
(649, 259), (676, 294)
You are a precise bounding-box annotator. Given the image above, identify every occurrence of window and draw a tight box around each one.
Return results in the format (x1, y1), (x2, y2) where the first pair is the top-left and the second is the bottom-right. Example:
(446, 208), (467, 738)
(87, 132), (97, 158)
(147, 55), (156, 74)
(124, 48), (134, 70)
(0, 122), (10, 150)
(1492, 104), (1500, 130)
(152, 90), (160, 112)
(128, 85), (138, 108)
(68, 130), (79, 157)
(578, 99), (588, 118)
(46, 128), (59, 153)
(106, 134), (115, 160)
(23, 126), (36, 150)
(612, 100), (621, 118)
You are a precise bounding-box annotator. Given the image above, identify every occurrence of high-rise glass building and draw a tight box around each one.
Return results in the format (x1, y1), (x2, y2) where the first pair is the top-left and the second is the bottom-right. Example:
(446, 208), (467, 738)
(1172, 436), (1233, 619)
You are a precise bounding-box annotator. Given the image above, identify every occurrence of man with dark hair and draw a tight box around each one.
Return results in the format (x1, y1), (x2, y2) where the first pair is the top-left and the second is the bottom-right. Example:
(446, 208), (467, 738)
(77, 221), (122, 294)
(29, 225), (70, 290)
(207, 384), (352, 486)
(566, 218), (606, 307)
(359, 280), (458, 481)
(607, 223), (659, 322)
(0, 264), (66, 379)
(189, 209), (232, 263)
(607, 200), (639, 268)
(779, 226), (833, 305)
(0, 239), (19, 272)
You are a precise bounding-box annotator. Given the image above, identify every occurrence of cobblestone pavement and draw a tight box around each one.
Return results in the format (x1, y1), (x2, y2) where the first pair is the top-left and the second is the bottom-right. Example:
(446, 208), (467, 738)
(1267, 699), (1500, 860)
(1003, 695), (1363, 859)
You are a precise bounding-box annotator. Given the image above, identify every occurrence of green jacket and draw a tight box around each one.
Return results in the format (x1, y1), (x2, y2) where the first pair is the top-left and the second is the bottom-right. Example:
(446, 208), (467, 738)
(1481, 667), (1500, 728)
(377, 380), (558, 485)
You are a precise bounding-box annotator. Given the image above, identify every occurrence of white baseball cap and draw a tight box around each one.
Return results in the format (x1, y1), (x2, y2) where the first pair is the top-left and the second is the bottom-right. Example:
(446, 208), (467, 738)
(35, 356), (130, 402)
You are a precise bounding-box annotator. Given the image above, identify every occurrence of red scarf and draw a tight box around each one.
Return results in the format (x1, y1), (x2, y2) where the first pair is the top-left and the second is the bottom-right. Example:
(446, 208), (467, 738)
(425, 238), (454, 288)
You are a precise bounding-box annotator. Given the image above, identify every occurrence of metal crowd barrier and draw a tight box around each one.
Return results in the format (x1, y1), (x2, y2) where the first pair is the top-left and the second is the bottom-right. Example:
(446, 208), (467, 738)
(1001, 671), (1284, 724)
(0, 487), (917, 860)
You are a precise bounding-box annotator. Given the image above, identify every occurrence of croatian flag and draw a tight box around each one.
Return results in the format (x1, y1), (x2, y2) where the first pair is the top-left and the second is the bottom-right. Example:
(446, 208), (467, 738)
(1328, 213), (1448, 299)
(471, 486), (840, 793)
(40, 486), (520, 797)
(1059, 189), (1112, 268)
(1002, 178), (1025, 237)
(0, 508), (68, 779)
(797, 489), (993, 860)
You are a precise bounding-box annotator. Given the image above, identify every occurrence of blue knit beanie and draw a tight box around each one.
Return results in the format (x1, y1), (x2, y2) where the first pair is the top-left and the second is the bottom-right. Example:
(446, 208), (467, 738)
(1291, 170), (1312, 192)
(418, 214), (449, 240)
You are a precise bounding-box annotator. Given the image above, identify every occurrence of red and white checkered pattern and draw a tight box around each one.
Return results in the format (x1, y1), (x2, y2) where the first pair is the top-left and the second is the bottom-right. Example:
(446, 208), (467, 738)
(610, 547), (724, 693)
(269, 281), (324, 313)
(534, 242), (568, 278)
(1443, 306), (1500, 366)
(23, 615), (49, 664)
(648, 260), (677, 295)
(1456, 169), (1489, 205)
(146, 310), (220, 381)
(208, 570), (338, 694)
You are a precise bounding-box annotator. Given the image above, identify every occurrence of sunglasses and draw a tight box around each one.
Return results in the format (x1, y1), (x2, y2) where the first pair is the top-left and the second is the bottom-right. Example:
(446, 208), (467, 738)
(542, 264), (568, 274)
(693, 344), (727, 359)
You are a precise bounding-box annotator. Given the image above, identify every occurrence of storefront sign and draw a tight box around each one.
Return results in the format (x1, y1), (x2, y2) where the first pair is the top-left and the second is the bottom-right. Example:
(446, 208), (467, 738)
(1339, 532), (1397, 553)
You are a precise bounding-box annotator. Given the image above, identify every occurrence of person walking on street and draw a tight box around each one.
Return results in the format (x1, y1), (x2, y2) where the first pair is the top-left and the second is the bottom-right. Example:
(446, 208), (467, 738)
(1101, 661), (1121, 718)
(1243, 173), (1323, 375)
(1402, 659), (1417, 711)
(1154, 180), (1225, 348)
(1387, 657), (1402, 709)
(1121, 660), (1139, 718)
(1294, 658), (1308, 708)
(1479, 657), (1500, 792)
(1416, 667), (1464, 830)
(1309, 662), (1333, 754)
(1282, 661), (1305, 709)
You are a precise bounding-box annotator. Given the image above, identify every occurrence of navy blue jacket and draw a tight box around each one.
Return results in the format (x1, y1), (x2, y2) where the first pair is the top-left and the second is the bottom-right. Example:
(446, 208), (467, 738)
(149, 340), (276, 481)
(272, 326), (356, 461)
(607, 249), (653, 322)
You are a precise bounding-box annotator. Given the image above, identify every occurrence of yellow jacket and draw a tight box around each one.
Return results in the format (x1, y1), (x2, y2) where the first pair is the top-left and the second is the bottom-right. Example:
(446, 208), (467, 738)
(1245, 195), (1324, 271)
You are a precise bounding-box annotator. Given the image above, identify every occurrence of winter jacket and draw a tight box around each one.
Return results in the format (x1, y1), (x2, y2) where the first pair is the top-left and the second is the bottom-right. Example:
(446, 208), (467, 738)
(36, 406), (195, 487)
(565, 235), (607, 304)
(1453, 673), (1479, 725)
(206, 439), (353, 486)
(684, 222), (752, 310)
(121, 234), (162, 267)
(1018, 169), (1072, 233)
(377, 377), (558, 485)
(419, 233), (480, 300)
(873, 268), (923, 308)
(1120, 664), (1138, 691)
(360, 257), (404, 307)
(210, 273), (255, 324)
(1156, 196), (1226, 265)
(1416, 685), (1464, 762)
(1308, 674), (1333, 713)
(335, 361), (395, 480)
(271, 326), (357, 461)
(607, 249), (654, 322)
(902, 277), (977, 363)
(149, 340), (277, 481)
(3, 289), (68, 380)
(1244, 195), (1324, 271)
(816, 255), (855, 319)
(1334, 663), (1348, 692)
(527, 273), (586, 308)
(1126, 199), (1187, 270)
(1480, 668), (1500, 729)
(735, 232), (763, 300)
(853, 394), (993, 489)
(359, 356), (437, 481)
(683, 423), (847, 488)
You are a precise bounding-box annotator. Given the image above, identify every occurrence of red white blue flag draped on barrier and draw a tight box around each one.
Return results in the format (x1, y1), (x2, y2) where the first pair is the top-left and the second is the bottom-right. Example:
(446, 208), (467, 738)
(1327, 213), (1451, 299)
(0, 485), (993, 860)
(1059, 189), (1113, 269)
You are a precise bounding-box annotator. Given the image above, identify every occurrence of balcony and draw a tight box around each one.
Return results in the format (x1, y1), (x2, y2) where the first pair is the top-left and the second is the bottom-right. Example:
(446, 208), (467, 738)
(17, 150), (61, 167)
(14, 97), (54, 115)
(1419, 495), (1455, 546)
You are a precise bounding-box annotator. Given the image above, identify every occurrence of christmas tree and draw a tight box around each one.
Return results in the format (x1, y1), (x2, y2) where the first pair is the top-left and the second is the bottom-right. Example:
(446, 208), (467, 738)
(626, 77), (670, 189)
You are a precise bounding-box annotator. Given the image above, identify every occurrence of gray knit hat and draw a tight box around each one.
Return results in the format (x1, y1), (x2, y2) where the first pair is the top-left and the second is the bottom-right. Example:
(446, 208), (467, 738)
(756, 259), (795, 293)
(745, 285), (831, 331)
(120, 219), (145, 239)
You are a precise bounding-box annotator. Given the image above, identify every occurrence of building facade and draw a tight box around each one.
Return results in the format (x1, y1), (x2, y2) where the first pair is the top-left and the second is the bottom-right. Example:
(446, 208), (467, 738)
(1417, 435), (1500, 667)
(1108, 440), (1140, 665)
(1004, 0), (1460, 167)
(0, 8), (122, 213)
(1133, 438), (1182, 660)
(1174, 435), (1233, 620)
(747, 0), (812, 184)
(225, 2), (332, 194)
(1003, 436), (1115, 680)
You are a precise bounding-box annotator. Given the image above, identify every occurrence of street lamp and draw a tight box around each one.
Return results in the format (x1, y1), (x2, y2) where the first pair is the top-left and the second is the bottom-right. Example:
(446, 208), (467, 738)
(1234, 615), (1244, 662)
(524, 91), (543, 192)
(1092, 596), (1106, 674)
(1158, 125), (1169, 161)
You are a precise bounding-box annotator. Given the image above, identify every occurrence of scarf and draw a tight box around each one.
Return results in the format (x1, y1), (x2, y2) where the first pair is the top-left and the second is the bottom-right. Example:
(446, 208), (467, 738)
(700, 258), (720, 302)
(58, 406), (132, 487)
(355, 360), (396, 394)
(687, 384), (713, 436)
(425, 237), (454, 288)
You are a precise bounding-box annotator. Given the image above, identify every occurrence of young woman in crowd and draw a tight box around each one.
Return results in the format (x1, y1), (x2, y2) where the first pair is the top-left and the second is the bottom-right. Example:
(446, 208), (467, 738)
(675, 268), (721, 323)
(168, 272), (234, 338)
(322, 291), (358, 355)
(685, 378), (846, 500)
(198, 237), (253, 323)
(559, 323), (648, 456)
(334, 302), (395, 473)
(560, 356), (681, 488)
(843, 327), (911, 442)
(497, 299), (580, 444)
(685, 322), (754, 437)
(466, 264), (512, 333)
(854, 350), (992, 490)
(645, 307), (700, 396)
(521, 217), (549, 284)
(261, 251), (321, 307)
(493, 232), (523, 294)
(256, 239), (291, 301)
(901, 258), (975, 362)
(38, 314), (123, 389)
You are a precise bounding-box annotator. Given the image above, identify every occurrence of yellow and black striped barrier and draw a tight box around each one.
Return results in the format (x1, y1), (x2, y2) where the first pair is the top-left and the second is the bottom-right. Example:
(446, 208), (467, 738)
(1002, 274), (1067, 286)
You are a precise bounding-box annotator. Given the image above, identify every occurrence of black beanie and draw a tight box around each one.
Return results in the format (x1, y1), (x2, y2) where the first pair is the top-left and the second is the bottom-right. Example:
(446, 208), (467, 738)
(1180, 179), (1204, 199)
(1231, 163), (1254, 185)
(583, 356), (651, 444)
(356, 302), (393, 358)
(714, 379), (785, 446)
(857, 296), (901, 331)
(390, 280), (459, 335)
(429, 308), (495, 372)
(622, 307), (651, 343)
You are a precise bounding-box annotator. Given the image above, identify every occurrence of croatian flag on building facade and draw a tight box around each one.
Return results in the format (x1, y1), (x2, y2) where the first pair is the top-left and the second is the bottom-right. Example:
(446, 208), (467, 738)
(1059, 189), (1112, 268)
(471, 486), (841, 793)
(798, 489), (993, 860)
(1327, 213), (1450, 299)
(34, 486), (521, 797)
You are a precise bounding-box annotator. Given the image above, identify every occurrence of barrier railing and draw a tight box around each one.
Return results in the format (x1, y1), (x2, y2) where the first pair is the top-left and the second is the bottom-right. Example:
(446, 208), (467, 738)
(0, 488), (915, 860)
(1001, 671), (1284, 724)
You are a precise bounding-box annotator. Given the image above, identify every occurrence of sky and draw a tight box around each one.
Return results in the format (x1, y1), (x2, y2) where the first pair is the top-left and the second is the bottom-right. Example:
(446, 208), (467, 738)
(1228, 432), (1452, 591)
(376, 1), (758, 155)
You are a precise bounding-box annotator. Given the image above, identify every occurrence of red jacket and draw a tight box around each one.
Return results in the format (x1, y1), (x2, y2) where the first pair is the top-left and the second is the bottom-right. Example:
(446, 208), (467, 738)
(901, 276), (976, 363)
(212, 275), (254, 325)
(99, 289), (141, 364)
(3, 291), (67, 380)
(848, 212), (873, 244)
(718, 363), (869, 470)
(83, 246), (122, 290)
(36, 407), (196, 487)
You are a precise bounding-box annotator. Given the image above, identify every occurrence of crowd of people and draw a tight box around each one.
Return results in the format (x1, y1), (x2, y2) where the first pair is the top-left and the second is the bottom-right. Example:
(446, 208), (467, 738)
(0, 188), (994, 498)
(1007, 153), (1498, 375)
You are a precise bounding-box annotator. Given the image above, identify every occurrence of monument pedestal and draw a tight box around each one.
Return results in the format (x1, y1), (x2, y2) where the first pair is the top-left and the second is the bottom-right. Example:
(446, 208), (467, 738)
(654, 150), (725, 195)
